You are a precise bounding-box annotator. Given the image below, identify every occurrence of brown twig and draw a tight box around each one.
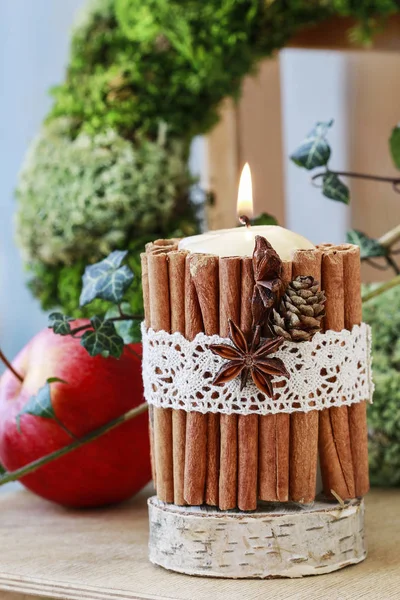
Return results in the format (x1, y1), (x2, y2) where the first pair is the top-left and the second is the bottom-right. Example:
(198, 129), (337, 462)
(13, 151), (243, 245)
(385, 255), (400, 275)
(0, 349), (24, 383)
(125, 346), (142, 361)
(311, 170), (400, 192)
(69, 314), (144, 337)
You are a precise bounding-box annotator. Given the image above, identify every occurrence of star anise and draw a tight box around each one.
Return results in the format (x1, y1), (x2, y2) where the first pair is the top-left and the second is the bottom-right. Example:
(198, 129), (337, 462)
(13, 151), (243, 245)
(210, 320), (290, 398)
(252, 235), (282, 328)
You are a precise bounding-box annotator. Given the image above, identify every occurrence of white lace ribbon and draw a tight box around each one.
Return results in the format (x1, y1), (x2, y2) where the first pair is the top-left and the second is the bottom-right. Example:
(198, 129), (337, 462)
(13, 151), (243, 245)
(141, 322), (374, 416)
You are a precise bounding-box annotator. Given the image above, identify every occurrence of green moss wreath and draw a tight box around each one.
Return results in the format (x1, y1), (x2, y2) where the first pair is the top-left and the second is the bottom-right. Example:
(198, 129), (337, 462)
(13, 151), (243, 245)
(14, 0), (400, 484)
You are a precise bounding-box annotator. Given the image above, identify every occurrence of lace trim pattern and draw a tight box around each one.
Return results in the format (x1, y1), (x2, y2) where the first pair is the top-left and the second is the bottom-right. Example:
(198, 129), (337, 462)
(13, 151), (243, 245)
(141, 322), (374, 416)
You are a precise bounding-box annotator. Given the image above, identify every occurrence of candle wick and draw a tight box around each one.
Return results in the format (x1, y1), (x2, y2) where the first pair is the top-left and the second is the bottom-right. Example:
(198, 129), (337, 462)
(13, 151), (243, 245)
(239, 215), (251, 229)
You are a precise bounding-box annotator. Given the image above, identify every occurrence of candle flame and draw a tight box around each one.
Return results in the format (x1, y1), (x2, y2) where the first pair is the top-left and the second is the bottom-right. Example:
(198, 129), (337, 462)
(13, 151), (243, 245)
(237, 163), (253, 221)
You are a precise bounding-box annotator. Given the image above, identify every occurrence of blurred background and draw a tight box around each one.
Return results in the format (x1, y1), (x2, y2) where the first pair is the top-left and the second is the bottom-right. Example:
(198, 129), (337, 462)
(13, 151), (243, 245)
(1, 0), (400, 361)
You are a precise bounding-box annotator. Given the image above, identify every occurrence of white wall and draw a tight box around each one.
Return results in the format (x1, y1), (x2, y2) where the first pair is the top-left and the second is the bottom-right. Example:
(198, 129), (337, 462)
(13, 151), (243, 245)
(280, 49), (349, 244)
(0, 0), (84, 363)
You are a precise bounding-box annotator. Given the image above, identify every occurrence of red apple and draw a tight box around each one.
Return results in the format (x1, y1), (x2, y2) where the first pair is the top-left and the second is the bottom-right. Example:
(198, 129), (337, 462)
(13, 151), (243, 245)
(0, 324), (151, 507)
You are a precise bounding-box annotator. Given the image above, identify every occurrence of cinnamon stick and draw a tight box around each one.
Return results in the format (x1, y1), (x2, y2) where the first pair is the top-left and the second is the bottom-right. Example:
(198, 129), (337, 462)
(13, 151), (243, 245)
(190, 254), (220, 506)
(169, 251), (187, 334)
(340, 244), (370, 497)
(146, 238), (179, 253)
(147, 251), (174, 503)
(183, 410), (207, 505)
(183, 256), (207, 505)
(168, 251), (187, 505)
(319, 249), (355, 500)
(141, 253), (151, 328)
(240, 257), (254, 335)
(205, 413), (220, 506)
(141, 252), (156, 488)
(238, 414), (258, 510)
(148, 252), (171, 332)
(259, 415), (278, 501)
(290, 249), (321, 503)
(238, 257), (258, 511)
(259, 261), (291, 502)
(219, 257), (241, 510)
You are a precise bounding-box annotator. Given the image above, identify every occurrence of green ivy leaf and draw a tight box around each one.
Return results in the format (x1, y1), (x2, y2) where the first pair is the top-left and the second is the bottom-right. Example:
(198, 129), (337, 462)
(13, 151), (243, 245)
(105, 303), (141, 344)
(251, 213), (278, 226)
(81, 316), (124, 358)
(0, 463), (6, 476)
(389, 125), (400, 170)
(290, 120), (333, 170)
(16, 378), (67, 432)
(79, 250), (134, 307)
(48, 312), (73, 336)
(346, 230), (387, 259)
(322, 171), (349, 204)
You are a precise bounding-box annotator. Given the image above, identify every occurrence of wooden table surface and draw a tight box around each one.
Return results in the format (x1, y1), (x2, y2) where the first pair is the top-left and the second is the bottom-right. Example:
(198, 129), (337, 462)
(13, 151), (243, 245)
(0, 486), (398, 600)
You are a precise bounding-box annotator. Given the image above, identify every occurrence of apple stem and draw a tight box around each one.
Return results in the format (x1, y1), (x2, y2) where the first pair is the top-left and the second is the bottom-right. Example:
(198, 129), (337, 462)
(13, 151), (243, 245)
(0, 402), (149, 486)
(0, 349), (24, 383)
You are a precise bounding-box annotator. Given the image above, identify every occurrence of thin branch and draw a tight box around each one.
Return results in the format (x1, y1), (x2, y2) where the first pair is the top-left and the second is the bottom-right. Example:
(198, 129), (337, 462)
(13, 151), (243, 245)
(378, 223), (400, 249)
(69, 313), (144, 336)
(126, 346), (143, 361)
(0, 349), (24, 383)
(69, 324), (93, 336)
(364, 258), (390, 271)
(311, 171), (400, 255)
(311, 170), (400, 191)
(386, 255), (400, 275)
(0, 402), (148, 486)
(362, 275), (400, 304)
(52, 414), (79, 440)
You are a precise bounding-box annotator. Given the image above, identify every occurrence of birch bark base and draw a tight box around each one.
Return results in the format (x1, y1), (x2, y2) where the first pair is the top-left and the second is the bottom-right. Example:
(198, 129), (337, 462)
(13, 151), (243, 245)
(148, 496), (366, 578)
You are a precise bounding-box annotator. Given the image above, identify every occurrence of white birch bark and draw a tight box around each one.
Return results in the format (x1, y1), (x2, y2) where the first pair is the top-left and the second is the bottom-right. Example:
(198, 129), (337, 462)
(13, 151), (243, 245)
(148, 496), (366, 578)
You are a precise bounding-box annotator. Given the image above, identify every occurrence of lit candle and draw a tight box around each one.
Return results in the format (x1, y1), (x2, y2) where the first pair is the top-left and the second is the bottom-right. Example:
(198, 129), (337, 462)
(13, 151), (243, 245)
(179, 163), (315, 260)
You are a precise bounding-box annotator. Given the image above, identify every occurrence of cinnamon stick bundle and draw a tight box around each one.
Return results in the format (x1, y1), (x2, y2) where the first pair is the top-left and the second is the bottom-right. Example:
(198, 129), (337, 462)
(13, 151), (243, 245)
(168, 251), (187, 505)
(190, 254), (220, 507)
(219, 257), (241, 510)
(259, 260), (291, 502)
(183, 256), (207, 505)
(147, 251), (174, 503)
(289, 249), (321, 503)
(340, 244), (369, 497)
(319, 249), (355, 500)
(238, 257), (258, 511)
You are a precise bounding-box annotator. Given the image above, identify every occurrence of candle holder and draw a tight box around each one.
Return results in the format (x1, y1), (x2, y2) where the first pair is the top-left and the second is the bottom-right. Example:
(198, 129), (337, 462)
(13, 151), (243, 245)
(141, 236), (373, 578)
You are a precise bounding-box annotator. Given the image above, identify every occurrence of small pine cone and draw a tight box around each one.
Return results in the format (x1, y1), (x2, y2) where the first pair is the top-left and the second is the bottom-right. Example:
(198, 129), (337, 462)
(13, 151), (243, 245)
(272, 276), (326, 342)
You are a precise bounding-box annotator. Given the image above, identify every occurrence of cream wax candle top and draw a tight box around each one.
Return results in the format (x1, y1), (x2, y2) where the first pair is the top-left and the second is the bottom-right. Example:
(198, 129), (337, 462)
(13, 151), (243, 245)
(178, 225), (315, 260)
(179, 163), (314, 259)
